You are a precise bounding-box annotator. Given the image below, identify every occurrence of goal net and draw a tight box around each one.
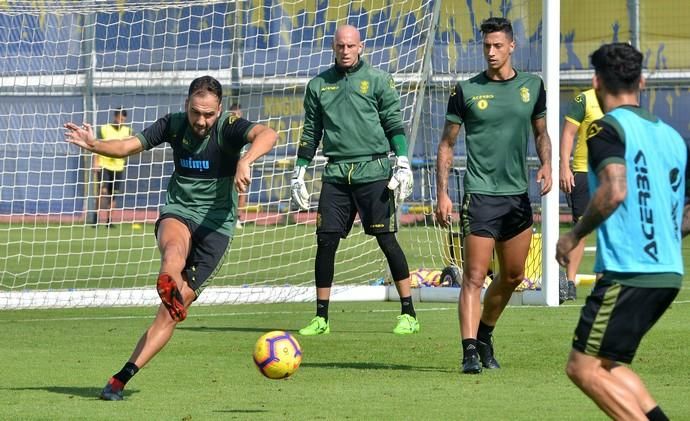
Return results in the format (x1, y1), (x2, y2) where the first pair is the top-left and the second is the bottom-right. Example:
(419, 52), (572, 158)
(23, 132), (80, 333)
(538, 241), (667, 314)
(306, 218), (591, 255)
(0, 0), (557, 309)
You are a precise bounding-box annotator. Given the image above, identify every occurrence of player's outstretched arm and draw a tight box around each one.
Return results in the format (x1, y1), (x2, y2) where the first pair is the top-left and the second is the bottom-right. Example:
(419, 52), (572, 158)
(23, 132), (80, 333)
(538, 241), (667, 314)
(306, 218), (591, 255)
(234, 124), (278, 193)
(64, 122), (143, 157)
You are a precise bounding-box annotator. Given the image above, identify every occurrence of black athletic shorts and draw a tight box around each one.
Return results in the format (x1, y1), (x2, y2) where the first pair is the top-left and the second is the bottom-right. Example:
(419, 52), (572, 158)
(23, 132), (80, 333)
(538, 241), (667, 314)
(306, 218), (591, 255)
(460, 192), (533, 241)
(565, 172), (589, 223)
(98, 169), (124, 196)
(155, 214), (231, 297)
(316, 180), (396, 237)
(572, 276), (679, 364)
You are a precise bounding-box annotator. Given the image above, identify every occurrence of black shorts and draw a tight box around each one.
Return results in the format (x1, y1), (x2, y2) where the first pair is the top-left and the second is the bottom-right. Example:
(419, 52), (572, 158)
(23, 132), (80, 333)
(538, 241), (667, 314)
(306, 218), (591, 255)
(460, 193), (533, 241)
(572, 276), (678, 364)
(565, 172), (589, 222)
(98, 169), (124, 196)
(316, 180), (396, 237)
(155, 214), (231, 297)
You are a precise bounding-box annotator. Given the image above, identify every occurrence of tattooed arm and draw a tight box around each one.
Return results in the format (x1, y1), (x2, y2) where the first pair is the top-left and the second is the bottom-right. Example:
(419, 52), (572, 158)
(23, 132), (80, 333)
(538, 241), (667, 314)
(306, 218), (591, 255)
(531, 117), (553, 195)
(435, 121), (461, 228)
(572, 163), (627, 240)
(556, 162), (626, 266)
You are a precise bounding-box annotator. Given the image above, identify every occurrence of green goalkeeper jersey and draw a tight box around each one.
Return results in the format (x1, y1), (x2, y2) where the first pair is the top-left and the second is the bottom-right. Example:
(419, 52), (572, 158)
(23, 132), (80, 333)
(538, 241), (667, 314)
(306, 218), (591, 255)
(298, 59), (406, 184)
(136, 111), (254, 236)
(446, 70), (546, 195)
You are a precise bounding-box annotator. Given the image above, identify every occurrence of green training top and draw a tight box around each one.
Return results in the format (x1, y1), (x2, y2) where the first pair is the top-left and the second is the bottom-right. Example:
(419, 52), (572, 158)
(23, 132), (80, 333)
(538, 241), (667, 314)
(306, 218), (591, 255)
(298, 59), (407, 184)
(446, 70), (546, 195)
(136, 111), (254, 236)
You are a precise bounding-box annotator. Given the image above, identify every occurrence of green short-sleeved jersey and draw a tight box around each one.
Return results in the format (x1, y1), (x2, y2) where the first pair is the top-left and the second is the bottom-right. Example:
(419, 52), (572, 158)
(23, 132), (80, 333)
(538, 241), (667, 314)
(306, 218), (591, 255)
(136, 111), (254, 236)
(446, 71), (547, 195)
(298, 59), (406, 184)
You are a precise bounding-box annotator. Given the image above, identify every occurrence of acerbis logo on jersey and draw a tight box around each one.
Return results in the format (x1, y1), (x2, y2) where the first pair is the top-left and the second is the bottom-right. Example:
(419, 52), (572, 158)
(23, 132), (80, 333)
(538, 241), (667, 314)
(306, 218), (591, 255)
(520, 87), (530, 103)
(633, 150), (658, 262)
(472, 94), (494, 110)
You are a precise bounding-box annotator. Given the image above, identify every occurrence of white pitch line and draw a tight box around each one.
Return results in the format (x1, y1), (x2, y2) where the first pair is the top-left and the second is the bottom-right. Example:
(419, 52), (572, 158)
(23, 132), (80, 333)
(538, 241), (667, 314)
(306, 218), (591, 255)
(0, 306), (457, 324)
(2, 299), (690, 324)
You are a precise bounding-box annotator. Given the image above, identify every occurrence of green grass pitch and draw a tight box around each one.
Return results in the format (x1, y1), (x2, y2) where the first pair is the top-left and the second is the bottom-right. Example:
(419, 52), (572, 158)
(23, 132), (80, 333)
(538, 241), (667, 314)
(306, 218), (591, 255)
(0, 225), (689, 419)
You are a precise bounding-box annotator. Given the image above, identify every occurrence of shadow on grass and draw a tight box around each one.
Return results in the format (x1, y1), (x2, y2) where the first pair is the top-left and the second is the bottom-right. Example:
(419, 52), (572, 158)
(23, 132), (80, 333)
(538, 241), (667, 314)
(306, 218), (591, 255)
(3, 386), (139, 399)
(179, 326), (415, 335)
(301, 361), (455, 373)
(213, 409), (269, 414)
(178, 326), (293, 333)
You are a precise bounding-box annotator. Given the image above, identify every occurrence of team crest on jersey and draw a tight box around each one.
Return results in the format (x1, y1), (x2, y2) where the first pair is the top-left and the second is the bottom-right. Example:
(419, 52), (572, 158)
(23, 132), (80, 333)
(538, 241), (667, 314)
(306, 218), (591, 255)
(575, 93), (584, 103)
(477, 99), (488, 110)
(520, 87), (530, 103)
(228, 114), (238, 124)
(586, 122), (603, 139)
(182, 137), (190, 146)
(360, 80), (370, 94)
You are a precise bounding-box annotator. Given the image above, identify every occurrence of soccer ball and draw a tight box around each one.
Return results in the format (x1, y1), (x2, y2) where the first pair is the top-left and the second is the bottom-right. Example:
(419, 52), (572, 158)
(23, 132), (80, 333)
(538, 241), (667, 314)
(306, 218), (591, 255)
(252, 330), (302, 379)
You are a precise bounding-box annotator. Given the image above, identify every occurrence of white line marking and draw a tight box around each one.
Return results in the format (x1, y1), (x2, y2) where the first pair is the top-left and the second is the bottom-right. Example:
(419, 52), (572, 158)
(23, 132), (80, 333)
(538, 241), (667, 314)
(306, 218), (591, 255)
(2, 299), (689, 323)
(0, 306), (457, 323)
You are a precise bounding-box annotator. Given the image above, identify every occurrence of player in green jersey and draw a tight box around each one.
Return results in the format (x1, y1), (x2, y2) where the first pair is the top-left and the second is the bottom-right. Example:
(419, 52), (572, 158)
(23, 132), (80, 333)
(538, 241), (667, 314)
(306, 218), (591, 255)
(435, 17), (553, 374)
(64, 76), (278, 400)
(291, 25), (419, 336)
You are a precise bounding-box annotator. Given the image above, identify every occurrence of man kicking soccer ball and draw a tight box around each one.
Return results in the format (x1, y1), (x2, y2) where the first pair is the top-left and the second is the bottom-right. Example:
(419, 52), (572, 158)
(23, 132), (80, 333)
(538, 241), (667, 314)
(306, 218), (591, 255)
(64, 76), (277, 400)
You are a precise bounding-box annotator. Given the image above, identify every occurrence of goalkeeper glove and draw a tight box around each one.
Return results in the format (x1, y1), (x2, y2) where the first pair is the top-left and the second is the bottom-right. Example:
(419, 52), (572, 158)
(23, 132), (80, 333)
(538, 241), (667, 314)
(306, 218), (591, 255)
(387, 156), (413, 205)
(290, 165), (310, 211)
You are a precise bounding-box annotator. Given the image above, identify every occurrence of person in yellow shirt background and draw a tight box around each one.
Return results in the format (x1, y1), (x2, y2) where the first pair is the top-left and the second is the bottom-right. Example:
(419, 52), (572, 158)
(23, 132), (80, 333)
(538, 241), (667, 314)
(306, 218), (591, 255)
(558, 89), (603, 301)
(95, 107), (131, 227)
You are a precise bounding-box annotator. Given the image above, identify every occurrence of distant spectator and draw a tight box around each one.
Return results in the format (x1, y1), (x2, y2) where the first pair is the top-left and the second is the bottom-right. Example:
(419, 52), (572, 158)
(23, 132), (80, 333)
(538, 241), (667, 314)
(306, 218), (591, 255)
(95, 108), (131, 227)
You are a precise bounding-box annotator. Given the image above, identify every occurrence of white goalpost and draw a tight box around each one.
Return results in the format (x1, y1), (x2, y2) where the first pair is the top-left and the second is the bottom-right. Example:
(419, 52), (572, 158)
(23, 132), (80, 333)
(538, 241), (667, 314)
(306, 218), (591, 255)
(0, 0), (559, 310)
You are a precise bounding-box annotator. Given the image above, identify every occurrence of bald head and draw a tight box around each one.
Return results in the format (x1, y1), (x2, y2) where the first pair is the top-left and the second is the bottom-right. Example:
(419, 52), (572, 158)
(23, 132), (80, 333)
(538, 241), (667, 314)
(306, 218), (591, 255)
(333, 25), (363, 69)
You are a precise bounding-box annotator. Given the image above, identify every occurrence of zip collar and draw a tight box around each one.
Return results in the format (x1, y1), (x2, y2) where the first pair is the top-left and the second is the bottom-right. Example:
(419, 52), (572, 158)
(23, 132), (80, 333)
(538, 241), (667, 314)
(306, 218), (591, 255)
(334, 57), (365, 74)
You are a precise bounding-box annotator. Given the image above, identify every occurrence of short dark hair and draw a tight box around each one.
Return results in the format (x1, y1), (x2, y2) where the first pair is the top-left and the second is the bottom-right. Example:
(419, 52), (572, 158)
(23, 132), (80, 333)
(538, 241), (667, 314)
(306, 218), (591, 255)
(114, 107), (127, 117)
(188, 75), (223, 100)
(480, 17), (513, 40)
(591, 43), (643, 94)
(229, 103), (241, 111)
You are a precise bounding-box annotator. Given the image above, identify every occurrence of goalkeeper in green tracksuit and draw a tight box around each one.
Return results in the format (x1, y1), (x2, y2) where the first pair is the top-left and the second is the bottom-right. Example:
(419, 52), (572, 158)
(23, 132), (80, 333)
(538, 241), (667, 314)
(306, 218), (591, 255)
(291, 24), (419, 336)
